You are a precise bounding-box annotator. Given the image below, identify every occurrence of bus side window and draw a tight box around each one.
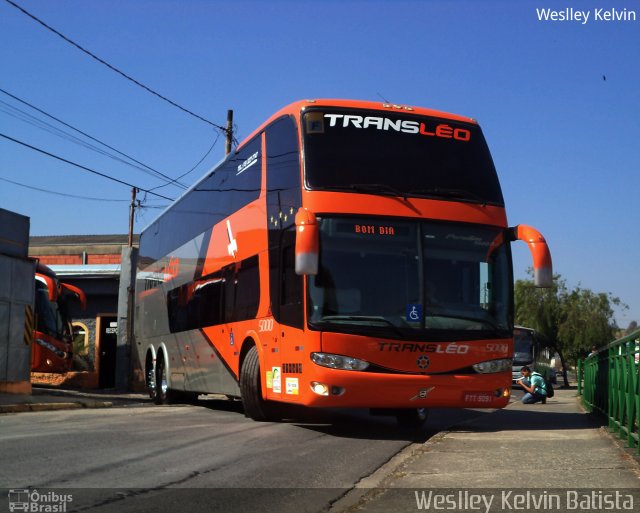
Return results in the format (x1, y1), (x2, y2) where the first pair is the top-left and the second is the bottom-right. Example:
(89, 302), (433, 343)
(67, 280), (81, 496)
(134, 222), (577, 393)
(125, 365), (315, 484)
(233, 255), (260, 321)
(266, 116), (303, 329)
(279, 229), (303, 328)
(223, 265), (236, 323)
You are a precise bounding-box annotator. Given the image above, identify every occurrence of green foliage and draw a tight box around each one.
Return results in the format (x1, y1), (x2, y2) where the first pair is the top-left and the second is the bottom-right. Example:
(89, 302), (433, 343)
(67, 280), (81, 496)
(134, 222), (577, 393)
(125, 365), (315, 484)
(514, 270), (627, 364)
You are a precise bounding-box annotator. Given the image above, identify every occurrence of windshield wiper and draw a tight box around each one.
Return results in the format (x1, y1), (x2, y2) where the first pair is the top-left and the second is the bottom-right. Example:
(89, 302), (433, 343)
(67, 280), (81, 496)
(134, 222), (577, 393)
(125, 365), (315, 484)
(349, 183), (408, 200)
(428, 313), (501, 331)
(318, 315), (405, 336)
(408, 187), (486, 204)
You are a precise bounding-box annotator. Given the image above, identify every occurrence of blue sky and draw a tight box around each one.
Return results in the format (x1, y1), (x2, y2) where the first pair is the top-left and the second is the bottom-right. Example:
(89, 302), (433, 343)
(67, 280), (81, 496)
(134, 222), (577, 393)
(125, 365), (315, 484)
(1, 0), (638, 328)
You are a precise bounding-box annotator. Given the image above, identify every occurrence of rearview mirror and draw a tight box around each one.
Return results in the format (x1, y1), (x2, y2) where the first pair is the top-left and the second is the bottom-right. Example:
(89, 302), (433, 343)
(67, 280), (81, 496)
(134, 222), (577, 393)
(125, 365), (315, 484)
(294, 208), (319, 275)
(510, 225), (552, 287)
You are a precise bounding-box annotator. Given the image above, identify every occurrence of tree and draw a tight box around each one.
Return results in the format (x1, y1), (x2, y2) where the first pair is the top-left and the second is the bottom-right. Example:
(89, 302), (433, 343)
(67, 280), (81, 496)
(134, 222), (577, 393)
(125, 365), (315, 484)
(625, 321), (638, 335)
(514, 271), (624, 387)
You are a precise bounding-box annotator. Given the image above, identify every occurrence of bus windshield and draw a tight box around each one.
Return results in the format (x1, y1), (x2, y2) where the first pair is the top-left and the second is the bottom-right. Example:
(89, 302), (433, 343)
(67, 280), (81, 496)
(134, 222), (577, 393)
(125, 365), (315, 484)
(35, 284), (59, 337)
(302, 108), (504, 206)
(34, 281), (72, 341)
(307, 217), (512, 340)
(514, 329), (535, 365)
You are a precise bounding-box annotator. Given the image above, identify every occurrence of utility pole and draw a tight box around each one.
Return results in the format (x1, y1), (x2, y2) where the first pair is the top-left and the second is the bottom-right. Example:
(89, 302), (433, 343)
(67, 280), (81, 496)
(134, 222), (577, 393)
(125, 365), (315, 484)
(225, 109), (233, 155)
(128, 187), (137, 247)
(118, 186), (138, 391)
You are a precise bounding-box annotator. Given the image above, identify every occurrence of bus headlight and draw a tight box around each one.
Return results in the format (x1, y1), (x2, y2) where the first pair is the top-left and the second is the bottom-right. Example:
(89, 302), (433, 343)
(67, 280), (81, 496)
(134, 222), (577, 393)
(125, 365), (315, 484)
(310, 352), (369, 371)
(472, 358), (513, 374)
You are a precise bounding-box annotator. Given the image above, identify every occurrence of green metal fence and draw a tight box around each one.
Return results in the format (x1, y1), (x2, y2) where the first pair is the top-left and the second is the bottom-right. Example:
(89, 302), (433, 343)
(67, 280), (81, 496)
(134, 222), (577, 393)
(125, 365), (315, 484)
(578, 329), (640, 453)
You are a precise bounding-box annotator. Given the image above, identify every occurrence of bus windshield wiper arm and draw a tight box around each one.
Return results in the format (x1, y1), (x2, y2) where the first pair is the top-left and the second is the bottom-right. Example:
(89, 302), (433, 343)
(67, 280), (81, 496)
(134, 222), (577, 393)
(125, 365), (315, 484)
(349, 183), (408, 200)
(318, 315), (405, 336)
(429, 313), (500, 331)
(408, 187), (486, 204)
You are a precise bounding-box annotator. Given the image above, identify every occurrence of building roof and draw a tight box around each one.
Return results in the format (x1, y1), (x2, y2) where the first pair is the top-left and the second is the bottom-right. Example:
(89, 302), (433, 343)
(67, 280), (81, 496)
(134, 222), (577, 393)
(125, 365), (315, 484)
(30, 234), (139, 246)
(48, 264), (122, 278)
(29, 234), (139, 256)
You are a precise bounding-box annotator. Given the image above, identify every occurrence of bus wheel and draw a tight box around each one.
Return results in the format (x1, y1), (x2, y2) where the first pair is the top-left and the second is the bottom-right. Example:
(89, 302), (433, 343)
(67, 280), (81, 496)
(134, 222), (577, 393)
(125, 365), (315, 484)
(240, 346), (275, 421)
(395, 408), (429, 428)
(154, 353), (198, 405)
(146, 355), (158, 403)
(155, 353), (171, 405)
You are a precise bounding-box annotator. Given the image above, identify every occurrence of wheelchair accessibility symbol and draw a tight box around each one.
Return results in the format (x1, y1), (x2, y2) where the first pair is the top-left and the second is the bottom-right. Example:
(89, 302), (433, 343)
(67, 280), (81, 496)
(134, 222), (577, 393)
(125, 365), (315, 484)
(406, 304), (423, 323)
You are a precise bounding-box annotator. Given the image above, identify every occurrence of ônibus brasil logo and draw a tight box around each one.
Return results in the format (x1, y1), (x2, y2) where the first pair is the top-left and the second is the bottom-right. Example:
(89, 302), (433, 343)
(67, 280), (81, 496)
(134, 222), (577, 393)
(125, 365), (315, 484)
(8, 489), (72, 512)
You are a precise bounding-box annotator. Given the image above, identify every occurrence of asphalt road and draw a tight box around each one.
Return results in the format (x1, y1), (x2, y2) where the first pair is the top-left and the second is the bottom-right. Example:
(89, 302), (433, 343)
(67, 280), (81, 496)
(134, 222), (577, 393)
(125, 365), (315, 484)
(0, 398), (501, 513)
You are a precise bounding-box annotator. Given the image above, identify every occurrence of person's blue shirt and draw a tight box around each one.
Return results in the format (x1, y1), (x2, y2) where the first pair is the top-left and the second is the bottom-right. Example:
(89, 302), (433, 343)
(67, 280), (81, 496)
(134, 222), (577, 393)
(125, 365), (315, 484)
(530, 372), (547, 396)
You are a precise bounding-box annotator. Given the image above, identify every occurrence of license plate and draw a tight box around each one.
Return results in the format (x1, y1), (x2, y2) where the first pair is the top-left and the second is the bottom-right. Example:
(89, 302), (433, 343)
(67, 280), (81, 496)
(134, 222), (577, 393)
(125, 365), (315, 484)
(463, 392), (493, 404)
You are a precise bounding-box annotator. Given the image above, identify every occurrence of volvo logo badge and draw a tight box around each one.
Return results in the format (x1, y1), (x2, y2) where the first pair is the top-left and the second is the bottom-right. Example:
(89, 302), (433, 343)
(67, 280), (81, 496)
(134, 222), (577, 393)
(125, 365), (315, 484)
(416, 355), (430, 369)
(410, 386), (435, 401)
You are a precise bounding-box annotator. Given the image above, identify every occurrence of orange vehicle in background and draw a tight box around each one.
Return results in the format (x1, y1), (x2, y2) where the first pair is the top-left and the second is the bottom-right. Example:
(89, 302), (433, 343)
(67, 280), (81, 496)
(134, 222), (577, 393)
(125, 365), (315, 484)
(135, 99), (552, 426)
(32, 263), (86, 373)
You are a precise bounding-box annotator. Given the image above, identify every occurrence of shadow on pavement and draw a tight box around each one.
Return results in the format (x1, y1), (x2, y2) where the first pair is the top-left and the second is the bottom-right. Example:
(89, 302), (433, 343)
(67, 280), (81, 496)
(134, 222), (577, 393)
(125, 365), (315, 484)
(449, 406), (606, 432)
(194, 396), (506, 442)
(286, 406), (498, 443)
(198, 399), (425, 441)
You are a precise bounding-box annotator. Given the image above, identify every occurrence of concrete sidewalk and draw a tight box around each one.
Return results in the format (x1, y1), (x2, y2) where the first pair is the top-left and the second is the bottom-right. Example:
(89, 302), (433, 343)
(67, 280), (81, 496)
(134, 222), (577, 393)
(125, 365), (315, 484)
(332, 388), (640, 512)
(0, 386), (149, 413)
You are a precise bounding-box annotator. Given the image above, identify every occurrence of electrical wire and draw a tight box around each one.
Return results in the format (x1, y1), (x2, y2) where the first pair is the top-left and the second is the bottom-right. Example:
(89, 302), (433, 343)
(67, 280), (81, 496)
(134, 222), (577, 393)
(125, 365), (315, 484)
(148, 130), (221, 192)
(0, 132), (173, 201)
(139, 204), (170, 210)
(0, 87), (188, 189)
(0, 176), (130, 202)
(3, 0), (230, 136)
(0, 100), (178, 186)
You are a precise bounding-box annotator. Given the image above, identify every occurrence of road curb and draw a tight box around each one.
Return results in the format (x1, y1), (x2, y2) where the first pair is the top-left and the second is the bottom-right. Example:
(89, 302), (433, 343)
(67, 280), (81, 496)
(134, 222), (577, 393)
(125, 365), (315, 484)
(328, 411), (493, 513)
(0, 401), (114, 414)
(329, 401), (520, 513)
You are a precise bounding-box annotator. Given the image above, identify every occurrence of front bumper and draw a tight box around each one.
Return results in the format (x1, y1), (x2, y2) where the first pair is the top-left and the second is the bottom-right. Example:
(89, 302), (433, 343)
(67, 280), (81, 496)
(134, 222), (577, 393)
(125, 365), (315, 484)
(271, 368), (511, 409)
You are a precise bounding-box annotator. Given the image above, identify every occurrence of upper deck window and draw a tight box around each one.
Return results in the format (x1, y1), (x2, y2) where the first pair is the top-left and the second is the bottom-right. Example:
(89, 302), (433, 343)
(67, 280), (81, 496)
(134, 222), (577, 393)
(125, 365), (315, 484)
(302, 108), (504, 206)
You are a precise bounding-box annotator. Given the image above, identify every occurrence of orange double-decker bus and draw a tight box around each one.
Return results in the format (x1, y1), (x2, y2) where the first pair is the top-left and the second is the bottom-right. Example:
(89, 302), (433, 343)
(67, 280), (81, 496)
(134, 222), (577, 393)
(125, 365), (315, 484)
(134, 99), (551, 425)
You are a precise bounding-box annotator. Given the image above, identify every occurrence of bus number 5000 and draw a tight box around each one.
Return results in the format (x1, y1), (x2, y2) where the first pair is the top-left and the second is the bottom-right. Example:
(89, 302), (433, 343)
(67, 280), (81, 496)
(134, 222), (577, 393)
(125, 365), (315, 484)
(259, 319), (274, 332)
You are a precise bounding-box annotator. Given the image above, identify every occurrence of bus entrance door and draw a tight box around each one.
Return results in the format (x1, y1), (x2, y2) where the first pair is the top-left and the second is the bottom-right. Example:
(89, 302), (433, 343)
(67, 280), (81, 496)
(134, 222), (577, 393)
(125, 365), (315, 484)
(98, 315), (117, 388)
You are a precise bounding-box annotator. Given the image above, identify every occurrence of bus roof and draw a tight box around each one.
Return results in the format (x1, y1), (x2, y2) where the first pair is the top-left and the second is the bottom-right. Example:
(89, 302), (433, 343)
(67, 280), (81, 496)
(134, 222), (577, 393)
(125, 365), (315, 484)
(140, 99), (483, 235)
(237, 98), (479, 150)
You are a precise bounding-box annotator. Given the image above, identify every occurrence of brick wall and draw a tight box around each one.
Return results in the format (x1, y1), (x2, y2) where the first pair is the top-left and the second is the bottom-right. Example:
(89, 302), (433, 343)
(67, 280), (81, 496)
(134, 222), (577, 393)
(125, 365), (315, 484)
(37, 254), (122, 265)
(37, 255), (84, 265)
(87, 254), (122, 265)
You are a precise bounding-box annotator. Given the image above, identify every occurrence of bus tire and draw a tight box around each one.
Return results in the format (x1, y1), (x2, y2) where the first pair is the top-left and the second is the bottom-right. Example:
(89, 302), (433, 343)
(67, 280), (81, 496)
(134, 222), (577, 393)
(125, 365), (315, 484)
(395, 408), (429, 428)
(240, 345), (275, 421)
(154, 352), (174, 405)
(146, 353), (158, 403)
(154, 353), (198, 405)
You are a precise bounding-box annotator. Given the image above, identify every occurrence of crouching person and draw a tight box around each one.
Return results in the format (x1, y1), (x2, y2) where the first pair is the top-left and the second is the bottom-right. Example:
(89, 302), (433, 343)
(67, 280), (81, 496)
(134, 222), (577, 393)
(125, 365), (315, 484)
(516, 366), (547, 404)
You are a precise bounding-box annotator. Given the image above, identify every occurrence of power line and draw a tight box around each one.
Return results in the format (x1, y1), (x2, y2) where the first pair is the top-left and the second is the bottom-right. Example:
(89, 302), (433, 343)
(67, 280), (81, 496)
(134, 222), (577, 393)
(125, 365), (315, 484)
(139, 204), (170, 210)
(0, 132), (173, 201)
(0, 99), (181, 187)
(0, 87), (188, 189)
(3, 0), (230, 136)
(0, 175), (130, 202)
(148, 130), (221, 192)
